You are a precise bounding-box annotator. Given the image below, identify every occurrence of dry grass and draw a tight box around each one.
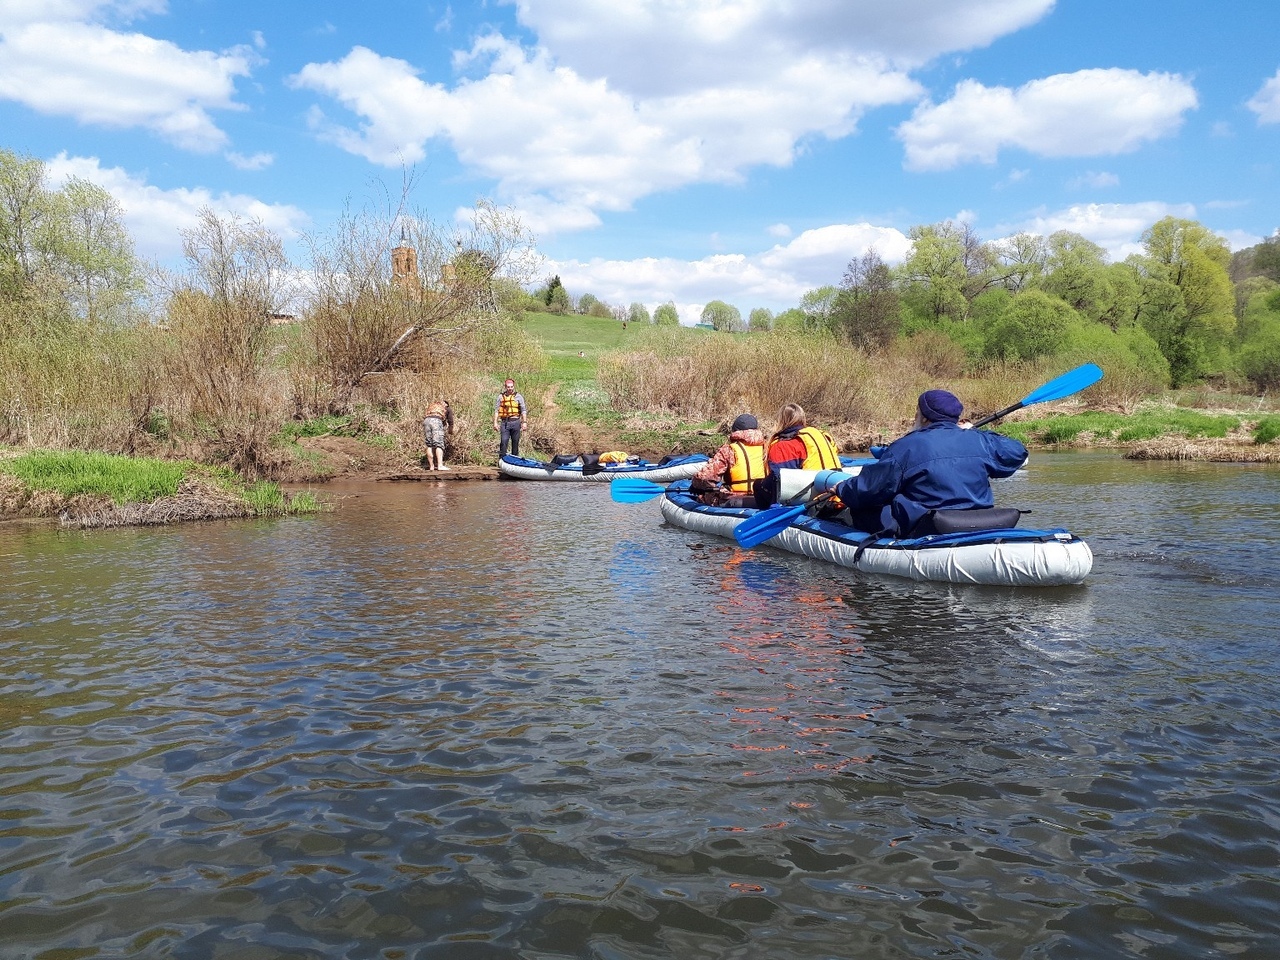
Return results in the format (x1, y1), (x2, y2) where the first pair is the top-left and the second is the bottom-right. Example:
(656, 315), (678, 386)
(61, 476), (256, 528)
(596, 331), (1107, 446)
(1124, 438), (1280, 462)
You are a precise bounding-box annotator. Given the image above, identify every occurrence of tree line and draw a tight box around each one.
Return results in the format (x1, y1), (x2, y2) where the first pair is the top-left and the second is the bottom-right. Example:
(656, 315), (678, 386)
(560, 218), (1280, 393)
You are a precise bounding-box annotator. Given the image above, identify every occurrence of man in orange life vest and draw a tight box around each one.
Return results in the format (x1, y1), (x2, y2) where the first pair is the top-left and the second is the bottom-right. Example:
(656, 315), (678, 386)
(689, 413), (767, 506)
(493, 379), (527, 459)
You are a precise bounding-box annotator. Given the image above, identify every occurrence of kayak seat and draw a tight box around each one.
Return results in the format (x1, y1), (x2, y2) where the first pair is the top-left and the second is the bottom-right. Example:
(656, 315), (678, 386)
(926, 507), (1025, 535)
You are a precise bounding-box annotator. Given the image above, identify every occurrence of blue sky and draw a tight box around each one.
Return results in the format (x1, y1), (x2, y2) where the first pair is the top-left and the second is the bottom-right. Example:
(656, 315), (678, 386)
(4, 0), (1279, 322)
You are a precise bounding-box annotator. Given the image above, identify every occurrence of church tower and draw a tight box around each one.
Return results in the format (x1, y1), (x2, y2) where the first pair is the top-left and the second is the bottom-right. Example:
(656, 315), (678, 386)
(392, 227), (420, 296)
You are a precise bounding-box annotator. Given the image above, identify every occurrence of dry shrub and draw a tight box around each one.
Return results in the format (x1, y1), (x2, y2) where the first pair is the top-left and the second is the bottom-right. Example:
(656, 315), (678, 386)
(309, 364), (509, 467)
(0, 315), (160, 452)
(894, 329), (968, 380)
(153, 210), (294, 478)
(599, 330), (881, 428)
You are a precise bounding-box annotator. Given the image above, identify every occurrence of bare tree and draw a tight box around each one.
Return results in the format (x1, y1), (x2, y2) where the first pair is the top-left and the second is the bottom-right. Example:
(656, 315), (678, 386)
(303, 188), (539, 412)
(833, 248), (900, 349)
(159, 207), (295, 476)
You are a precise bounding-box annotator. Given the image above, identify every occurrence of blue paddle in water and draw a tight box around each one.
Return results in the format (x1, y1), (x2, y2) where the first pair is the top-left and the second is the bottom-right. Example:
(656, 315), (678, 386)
(611, 477), (668, 503)
(733, 362), (1105, 549)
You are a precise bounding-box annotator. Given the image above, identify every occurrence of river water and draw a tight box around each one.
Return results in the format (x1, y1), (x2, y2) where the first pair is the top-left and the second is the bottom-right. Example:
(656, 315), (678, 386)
(2, 452), (1279, 959)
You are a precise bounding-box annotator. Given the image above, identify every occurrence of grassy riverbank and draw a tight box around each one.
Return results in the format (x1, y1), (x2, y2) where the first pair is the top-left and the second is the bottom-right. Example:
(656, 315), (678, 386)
(0, 450), (322, 528)
(5, 311), (1280, 522)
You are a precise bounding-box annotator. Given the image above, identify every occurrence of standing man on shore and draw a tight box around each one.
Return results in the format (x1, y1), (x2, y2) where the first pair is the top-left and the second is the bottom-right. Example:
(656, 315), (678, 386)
(493, 378), (527, 459)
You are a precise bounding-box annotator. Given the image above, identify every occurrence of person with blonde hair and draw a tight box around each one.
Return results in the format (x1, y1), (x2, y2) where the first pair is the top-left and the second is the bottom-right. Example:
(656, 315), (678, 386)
(754, 402), (842, 508)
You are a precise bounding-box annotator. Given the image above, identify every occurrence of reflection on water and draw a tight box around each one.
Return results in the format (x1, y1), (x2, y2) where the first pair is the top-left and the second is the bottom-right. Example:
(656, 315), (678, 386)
(2, 453), (1280, 958)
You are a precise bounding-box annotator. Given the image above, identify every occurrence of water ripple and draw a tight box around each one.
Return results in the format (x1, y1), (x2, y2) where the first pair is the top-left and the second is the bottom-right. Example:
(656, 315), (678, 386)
(3, 463), (1280, 957)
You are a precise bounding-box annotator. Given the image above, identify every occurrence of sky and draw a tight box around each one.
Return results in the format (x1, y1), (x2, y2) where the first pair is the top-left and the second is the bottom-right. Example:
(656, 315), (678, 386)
(3, 0), (1279, 323)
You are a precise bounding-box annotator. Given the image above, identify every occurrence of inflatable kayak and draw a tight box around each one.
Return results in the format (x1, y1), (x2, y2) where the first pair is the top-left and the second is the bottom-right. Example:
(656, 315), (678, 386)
(657, 479), (1092, 587)
(499, 453), (709, 482)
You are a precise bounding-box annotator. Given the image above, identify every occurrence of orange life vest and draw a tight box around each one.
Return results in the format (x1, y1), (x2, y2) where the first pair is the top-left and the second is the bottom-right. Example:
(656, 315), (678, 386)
(796, 426), (840, 470)
(726, 441), (766, 493)
(497, 393), (521, 420)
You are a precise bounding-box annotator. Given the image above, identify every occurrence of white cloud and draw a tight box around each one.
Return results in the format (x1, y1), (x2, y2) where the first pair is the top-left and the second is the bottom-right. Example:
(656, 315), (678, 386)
(0, 2), (257, 152)
(226, 151), (275, 171)
(1247, 69), (1280, 124)
(276, 0), (1066, 235)
(508, 0), (1055, 97)
(999, 201), (1197, 261)
(767, 223), (792, 238)
(1220, 229), (1265, 252)
(898, 69), (1198, 171)
(1067, 170), (1120, 189)
(43, 153), (310, 260)
(291, 37), (919, 234)
(546, 221), (911, 314)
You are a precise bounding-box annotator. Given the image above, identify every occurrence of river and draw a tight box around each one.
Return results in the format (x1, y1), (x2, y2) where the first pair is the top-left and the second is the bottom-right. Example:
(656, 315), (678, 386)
(2, 452), (1279, 959)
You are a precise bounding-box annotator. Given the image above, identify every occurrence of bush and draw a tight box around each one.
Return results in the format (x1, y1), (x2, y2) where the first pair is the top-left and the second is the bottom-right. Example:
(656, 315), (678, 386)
(1254, 415), (1280, 445)
(1237, 326), (1280, 391)
(598, 328), (879, 425)
(984, 289), (1080, 362)
(1060, 322), (1169, 409)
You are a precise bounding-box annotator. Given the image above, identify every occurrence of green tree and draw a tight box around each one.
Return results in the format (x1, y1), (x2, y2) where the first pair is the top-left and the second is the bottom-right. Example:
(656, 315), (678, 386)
(772, 307), (807, 333)
(984, 288), (1080, 361)
(1038, 231), (1110, 318)
(654, 301), (680, 326)
(542, 274), (566, 311)
(832, 249), (900, 349)
(53, 178), (140, 323)
(899, 221), (1019, 324)
(897, 222), (968, 322)
(547, 282), (571, 314)
(1135, 217), (1236, 386)
(577, 292), (599, 315)
(997, 232), (1047, 293)
(747, 307), (773, 332)
(798, 285), (839, 334)
(701, 299), (741, 332)
(1249, 234), (1280, 284)
(0, 149), (53, 296)
(627, 301), (651, 325)
(0, 151), (141, 326)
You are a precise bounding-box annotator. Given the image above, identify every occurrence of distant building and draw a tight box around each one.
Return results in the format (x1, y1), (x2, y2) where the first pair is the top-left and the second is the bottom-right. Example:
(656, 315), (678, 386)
(392, 228), (421, 298)
(392, 231), (497, 314)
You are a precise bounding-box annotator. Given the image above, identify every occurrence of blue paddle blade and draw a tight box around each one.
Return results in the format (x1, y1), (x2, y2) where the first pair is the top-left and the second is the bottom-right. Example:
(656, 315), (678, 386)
(611, 477), (667, 503)
(1022, 362), (1104, 405)
(733, 503), (809, 548)
(972, 362), (1106, 428)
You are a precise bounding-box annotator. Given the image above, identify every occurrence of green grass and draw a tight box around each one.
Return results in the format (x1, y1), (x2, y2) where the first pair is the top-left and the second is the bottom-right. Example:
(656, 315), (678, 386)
(1000, 409), (1242, 445)
(0, 449), (323, 518)
(1254, 415), (1280, 444)
(0, 450), (189, 503)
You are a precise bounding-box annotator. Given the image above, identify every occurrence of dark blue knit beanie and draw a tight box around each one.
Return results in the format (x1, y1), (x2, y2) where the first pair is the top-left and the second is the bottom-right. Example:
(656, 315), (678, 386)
(918, 389), (963, 423)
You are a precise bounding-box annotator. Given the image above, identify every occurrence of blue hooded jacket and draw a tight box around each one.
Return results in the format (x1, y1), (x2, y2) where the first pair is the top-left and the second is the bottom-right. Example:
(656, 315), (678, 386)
(834, 422), (1028, 535)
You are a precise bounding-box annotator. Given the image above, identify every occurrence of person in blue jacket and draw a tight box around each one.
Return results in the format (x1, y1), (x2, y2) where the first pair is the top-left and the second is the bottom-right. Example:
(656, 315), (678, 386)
(833, 389), (1028, 536)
